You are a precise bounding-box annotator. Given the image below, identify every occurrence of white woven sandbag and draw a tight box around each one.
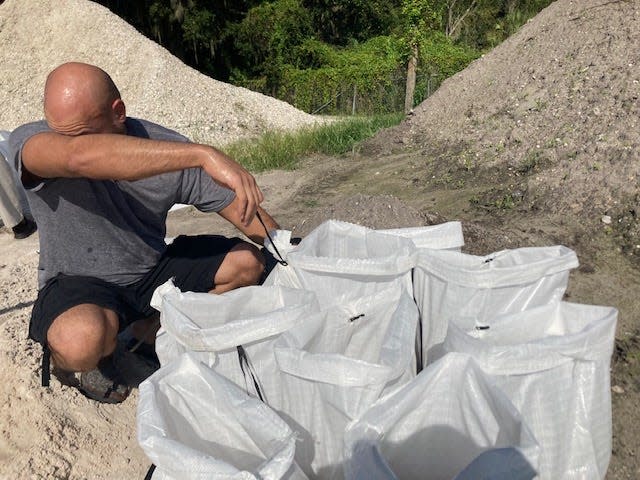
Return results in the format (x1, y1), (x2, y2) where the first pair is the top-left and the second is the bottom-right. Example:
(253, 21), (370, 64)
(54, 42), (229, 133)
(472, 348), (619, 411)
(415, 245), (579, 366)
(150, 279), (320, 406)
(344, 352), (540, 480)
(274, 284), (419, 480)
(443, 302), (618, 480)
(263, 220), (417, 307)
(137, 353), (308, 480)
(376, 221), (465, 368)
(266, 221), (464, 256)
(378, 221), (464, 251)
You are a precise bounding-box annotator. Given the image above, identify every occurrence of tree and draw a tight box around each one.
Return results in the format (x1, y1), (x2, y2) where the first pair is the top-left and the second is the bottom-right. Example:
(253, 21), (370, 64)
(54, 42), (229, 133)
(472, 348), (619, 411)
(181, 7), (216, 65)
(231, 0), (314, 92)
(400, 0), (441, 113)
(303, 0), (401, 45)
(445, 0), (479, 40)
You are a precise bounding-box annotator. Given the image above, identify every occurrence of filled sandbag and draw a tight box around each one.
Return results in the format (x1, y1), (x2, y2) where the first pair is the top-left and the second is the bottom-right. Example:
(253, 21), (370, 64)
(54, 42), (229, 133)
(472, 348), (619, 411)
(137, 353), (307, 480)
(443, 301), (617, 479)
(274, 284), (419, 480)
(344, 352), (540, 480)
(414, 245), (579, 366)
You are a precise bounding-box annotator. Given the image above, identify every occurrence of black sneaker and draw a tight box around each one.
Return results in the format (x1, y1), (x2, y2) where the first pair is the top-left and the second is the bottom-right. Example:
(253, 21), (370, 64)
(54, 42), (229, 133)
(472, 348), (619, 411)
(78, 355), (131, 404)
(12, 217), (37, 240)
(114, 338), (160, 388)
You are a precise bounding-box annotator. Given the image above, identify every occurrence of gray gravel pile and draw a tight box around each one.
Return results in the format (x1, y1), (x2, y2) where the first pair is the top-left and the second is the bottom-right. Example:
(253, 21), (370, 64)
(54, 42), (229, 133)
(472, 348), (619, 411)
(0, 0), (323, 145)
(364, 0), (640, 222)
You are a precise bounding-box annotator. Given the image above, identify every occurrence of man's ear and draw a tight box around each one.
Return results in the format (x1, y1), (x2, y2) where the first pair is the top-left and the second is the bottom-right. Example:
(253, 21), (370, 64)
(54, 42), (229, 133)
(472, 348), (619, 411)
(111, 98), (126, 124)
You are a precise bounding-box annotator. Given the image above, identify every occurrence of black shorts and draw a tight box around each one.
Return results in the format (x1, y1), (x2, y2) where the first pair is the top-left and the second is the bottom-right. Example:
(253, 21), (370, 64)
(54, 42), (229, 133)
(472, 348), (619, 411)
(29, 235), (244, 346)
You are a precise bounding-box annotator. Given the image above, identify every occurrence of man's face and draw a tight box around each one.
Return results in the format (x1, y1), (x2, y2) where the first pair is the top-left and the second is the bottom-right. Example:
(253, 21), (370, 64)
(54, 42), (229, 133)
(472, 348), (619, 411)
(45, 98), (125, 137)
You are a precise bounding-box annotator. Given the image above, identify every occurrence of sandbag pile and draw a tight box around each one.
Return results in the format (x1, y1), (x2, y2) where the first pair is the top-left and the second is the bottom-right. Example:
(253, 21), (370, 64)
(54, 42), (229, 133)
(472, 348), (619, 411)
(138, 220), (617, 480)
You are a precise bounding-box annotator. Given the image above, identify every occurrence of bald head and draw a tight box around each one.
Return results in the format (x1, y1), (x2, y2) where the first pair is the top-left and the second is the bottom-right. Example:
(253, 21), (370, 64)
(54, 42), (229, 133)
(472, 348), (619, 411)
(44, 62), (126, 135)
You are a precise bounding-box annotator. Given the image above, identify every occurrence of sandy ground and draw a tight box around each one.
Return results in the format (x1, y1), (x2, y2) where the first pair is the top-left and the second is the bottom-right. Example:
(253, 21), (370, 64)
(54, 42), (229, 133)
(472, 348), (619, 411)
(1, 0), (638, 478)
(0, 222), (152, 479)
(0, 167), (311, 479)
(1, 151), (633, 479)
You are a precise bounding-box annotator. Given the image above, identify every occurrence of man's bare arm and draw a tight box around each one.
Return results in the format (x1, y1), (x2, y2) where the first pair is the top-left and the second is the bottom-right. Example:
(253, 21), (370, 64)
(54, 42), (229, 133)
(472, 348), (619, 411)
(22, 132), (206, 180)
(218, 198), (280, 245)
(22, 131), (263, 225)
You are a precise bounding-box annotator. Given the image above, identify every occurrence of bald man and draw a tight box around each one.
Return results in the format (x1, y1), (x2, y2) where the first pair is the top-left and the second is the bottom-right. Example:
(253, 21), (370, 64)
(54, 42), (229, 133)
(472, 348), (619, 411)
(8, 62), (280, 403)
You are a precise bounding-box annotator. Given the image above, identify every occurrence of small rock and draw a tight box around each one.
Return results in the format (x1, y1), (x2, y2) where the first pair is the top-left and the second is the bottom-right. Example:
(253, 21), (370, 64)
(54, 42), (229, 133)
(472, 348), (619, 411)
(601, 215), (612, 224)
(612, 385), (624, 394)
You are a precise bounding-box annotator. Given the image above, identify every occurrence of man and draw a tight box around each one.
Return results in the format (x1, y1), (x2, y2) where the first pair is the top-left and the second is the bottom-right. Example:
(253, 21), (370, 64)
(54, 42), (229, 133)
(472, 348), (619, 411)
(8, 62), (280, 403)
(0, 131), (37, 239)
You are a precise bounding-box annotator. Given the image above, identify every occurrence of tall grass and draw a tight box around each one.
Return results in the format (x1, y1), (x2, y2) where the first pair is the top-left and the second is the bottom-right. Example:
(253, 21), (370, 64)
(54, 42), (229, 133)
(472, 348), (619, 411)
(224, 113), (404, 172)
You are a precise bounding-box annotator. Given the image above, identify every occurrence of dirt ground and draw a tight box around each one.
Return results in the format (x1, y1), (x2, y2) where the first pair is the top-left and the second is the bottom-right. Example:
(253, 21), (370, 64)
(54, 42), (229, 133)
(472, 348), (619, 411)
(220, 2), (640, 477)
(158, 140), (640, 480)
(0, 0), (638, 478)
(1, 147), (636, 478)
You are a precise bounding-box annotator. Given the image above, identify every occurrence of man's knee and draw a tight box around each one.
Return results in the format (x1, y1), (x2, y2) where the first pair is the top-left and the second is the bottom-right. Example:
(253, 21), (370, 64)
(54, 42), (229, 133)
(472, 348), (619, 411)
(228, 242), (265, 286)
(47, 304), (119, 372)
(213, 242), (265, 292)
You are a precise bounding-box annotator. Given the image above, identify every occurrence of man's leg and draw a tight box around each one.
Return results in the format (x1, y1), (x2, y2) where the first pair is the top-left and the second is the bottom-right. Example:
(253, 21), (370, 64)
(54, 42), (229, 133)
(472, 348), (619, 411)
(30, 275), (133, 403)
(46, 303), (119, 372)
(210, 242), (265, 294)
(126, 236), (265, 351)
(128, 313), (160, 347)
(126, 242), (264, 340)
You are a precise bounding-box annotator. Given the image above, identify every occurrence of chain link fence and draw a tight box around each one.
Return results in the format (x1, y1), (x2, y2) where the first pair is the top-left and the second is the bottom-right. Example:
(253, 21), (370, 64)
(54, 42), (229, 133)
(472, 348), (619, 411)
(296, 70), (445, 116)
(245, 68), (447, 116)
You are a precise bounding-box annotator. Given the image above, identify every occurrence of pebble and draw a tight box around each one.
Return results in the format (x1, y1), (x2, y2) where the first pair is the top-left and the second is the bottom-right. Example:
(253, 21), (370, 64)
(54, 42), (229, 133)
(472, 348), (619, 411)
(602, 215), (612, 224)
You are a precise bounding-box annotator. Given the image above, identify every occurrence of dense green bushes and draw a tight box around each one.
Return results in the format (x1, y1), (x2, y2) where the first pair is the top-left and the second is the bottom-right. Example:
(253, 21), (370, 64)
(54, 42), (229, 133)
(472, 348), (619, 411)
(95, 0), (553, 114)
(274, 37), (406, 114)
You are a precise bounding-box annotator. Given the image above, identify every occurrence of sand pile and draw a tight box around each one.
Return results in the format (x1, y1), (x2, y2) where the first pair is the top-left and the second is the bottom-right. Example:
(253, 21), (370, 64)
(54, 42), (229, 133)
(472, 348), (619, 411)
(365, 0), (640, 224)
(0, 1), (322, 478)
(0, 0), (322, 145)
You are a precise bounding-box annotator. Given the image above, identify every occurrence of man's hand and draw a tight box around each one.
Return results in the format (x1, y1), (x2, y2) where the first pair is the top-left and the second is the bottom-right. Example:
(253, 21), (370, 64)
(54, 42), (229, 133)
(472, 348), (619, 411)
(201, 149), (264, 226)
(218, 203), (279, 246)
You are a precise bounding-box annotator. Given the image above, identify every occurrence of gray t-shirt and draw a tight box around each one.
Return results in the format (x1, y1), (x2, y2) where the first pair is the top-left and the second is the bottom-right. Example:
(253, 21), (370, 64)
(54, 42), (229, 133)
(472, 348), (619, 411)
(9, 118), (235, 288)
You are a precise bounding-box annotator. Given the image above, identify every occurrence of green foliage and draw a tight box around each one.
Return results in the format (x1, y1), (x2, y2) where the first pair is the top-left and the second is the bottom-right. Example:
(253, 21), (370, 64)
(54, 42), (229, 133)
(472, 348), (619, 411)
(400, 0), (443, 46)
(96, 0), (552, 113)
(181, 7), (215, 46)
(453, 0), (555, 49)
(233, 0), (313, 73)
(292, 39), (341, 69)
(224, 113), (404, 171)
(419, 32), (478, 77)
(303, 0), (402, 45)
(405, 31), (479, 105)
(273, 36), (406, 114)
(495, 193), (516, 210)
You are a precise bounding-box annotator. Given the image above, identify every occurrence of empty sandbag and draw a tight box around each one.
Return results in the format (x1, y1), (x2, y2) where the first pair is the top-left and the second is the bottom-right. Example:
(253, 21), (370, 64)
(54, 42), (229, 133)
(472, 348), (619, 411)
(414, 245), (579, 366)
(263, 220), (417, 307)
(378, 221), (464, 251)
(137, 353), (308, 480)
(443, 301), (618, 479)
(274, 284), (419, 480)
(151, 279), (320, 406)
(377, 221), (465, 369)
(343, 352), (540, 480)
